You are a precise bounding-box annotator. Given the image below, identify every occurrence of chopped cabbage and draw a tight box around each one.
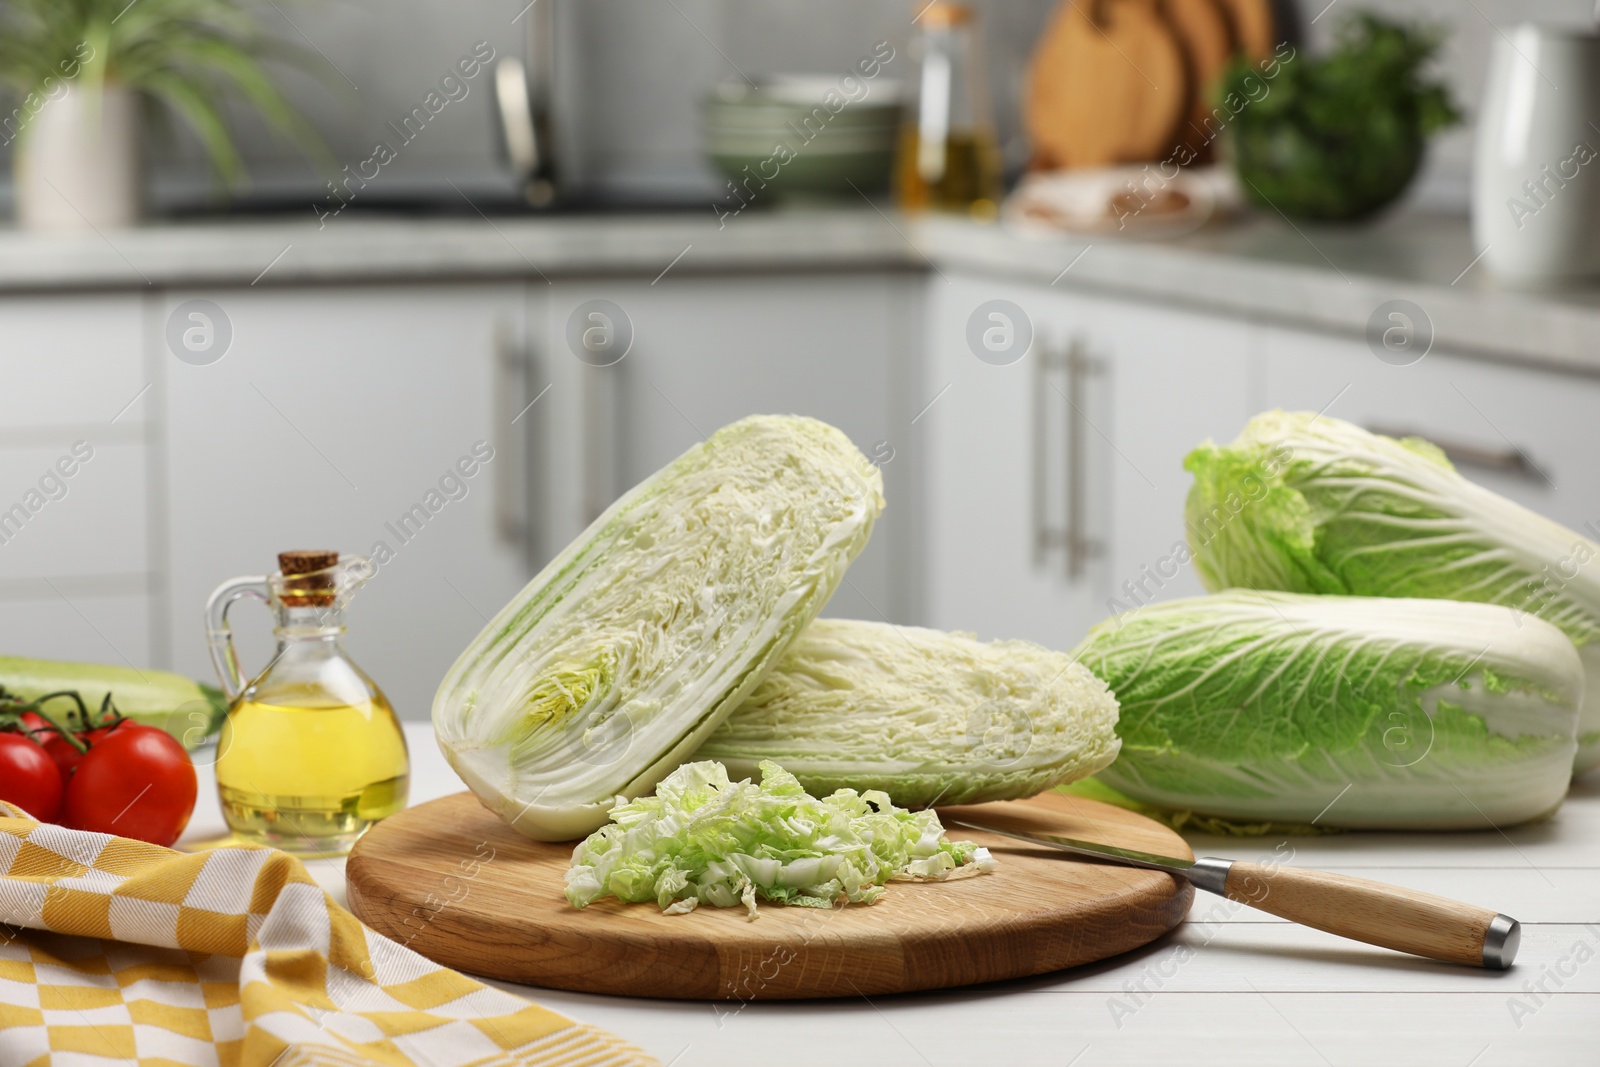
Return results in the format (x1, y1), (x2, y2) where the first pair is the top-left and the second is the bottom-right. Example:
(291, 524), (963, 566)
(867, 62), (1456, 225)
(696, 618), (1121, 806)
(565, 759), (995, 917)
(434, 416), (883, 840)
(1074, 591), (1584, 829)
(1185, 410), (1600, 772)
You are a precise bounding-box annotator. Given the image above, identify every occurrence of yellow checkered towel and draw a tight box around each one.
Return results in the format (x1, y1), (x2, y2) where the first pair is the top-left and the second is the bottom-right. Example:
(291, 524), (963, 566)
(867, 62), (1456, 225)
(0, 803), (656, 1067)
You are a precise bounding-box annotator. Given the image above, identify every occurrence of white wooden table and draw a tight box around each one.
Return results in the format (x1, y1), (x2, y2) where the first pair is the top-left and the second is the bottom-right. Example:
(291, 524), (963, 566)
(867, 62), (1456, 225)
(183, 724), (1600, 1066)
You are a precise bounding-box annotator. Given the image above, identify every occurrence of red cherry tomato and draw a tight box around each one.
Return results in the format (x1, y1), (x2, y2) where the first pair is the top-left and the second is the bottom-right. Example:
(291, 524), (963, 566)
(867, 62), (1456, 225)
(42, 722), (117, 780)
(18, 710), (55, 739)
(64, 724), (196, 846)
(0, 732), (64, 822)
(15, 709), (105, 779)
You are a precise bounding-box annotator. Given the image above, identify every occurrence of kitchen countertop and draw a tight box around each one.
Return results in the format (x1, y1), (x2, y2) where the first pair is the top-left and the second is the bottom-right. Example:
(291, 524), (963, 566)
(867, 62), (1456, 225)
(181, 723), (1600, 1067)
(6, 207), (1600, 375)
(915, 213), (1600, 377)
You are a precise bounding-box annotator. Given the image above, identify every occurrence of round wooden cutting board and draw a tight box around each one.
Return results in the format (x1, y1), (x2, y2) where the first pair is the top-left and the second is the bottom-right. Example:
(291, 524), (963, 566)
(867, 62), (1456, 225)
(346, 790), (1194, 1000)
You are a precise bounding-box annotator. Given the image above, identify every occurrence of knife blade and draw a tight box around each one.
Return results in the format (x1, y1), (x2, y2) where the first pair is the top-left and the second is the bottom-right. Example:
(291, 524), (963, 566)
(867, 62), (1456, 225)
(946, 819), (1203, 876)
(944, 817), (1520, 970)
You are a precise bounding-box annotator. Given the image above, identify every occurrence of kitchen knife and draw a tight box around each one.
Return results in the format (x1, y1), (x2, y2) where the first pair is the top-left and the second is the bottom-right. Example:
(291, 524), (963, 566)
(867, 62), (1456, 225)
(944, 818), (1520, 969)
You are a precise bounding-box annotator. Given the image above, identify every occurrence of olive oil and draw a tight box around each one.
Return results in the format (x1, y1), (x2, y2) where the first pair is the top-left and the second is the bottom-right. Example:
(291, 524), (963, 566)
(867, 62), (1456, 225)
(205, 550), (409, 856)
(216, 694), (409, 854)
(895, 4), (1002, 219)
(895, 127), (1001, 218)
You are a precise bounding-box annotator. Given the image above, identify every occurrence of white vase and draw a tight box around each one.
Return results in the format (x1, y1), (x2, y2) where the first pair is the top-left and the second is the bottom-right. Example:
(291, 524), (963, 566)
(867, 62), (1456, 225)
(1472, 25), (1600, 284)
(13, 83), (141, 232)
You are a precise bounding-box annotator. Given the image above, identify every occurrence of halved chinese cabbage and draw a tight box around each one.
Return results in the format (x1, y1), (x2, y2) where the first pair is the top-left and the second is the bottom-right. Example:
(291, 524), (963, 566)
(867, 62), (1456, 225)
(1074, 591), (1584, 829)
(695, 619), (1121, 806)
(1186, 410), (1600, 772)
(434, 415), (884, 840)
(566, 759), (994, 917)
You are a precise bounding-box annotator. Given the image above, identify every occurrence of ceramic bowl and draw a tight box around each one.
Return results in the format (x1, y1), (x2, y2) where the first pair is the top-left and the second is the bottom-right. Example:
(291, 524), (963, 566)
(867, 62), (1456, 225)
(702, 78), (904, 201)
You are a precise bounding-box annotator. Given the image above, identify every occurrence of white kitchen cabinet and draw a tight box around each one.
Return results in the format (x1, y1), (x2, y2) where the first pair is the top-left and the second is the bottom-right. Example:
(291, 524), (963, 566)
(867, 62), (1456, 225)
(920, 274), (1101, 646)
(920, 274), (1254, 648)
(1091, 293), (1259, 612)
(0, 591), (155, 667)
(160, 283), (534, 719)
(158, 271), (922, 717)
(0, 442), (148, 582)
(0, 294), (149, 431)
(534, 272), (921, 624)
(0, 294), (155, 665)
(1261, 327), (1600, 533)
(12, 218), (1600, 744)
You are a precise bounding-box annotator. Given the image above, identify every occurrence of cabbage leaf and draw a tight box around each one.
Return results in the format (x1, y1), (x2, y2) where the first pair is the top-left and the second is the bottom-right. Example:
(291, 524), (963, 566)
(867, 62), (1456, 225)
(1186, 410), (1600, 771)
(696, 618), (1121, 806)
(434, 416), (884, 840)
(566, 759), (995, 917)
(1074, 591), (1583, 829)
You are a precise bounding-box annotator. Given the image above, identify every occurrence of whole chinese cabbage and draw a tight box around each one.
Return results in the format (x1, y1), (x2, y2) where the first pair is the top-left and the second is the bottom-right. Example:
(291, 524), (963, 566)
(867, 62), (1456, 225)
(1186, 410), (1600, 772)
(566, 759), (994, 917)
(695, 619), (1121, 806)
(1074, 592), (1583, 829)
(434, 416), (884, 840)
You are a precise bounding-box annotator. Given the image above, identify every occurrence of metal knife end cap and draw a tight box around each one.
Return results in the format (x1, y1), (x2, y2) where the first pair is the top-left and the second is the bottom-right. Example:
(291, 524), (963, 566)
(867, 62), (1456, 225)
(1482, 914), (1521, 970)
(1184, 857), (1233, 896)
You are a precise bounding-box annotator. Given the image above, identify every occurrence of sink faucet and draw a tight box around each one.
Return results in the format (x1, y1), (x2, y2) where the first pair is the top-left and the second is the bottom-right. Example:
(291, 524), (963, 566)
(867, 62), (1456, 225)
(495, 0), (558, 207)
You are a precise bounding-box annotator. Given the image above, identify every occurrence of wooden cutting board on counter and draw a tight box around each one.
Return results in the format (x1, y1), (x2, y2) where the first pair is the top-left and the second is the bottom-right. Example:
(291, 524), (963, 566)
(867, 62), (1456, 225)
(1164, 0), (1238, 163)
(346, 790), (1193, 1000)
(1027, 0), (1188, 169)
(1215, 0), (1276, 60)
(1026, 0), (1278, 169)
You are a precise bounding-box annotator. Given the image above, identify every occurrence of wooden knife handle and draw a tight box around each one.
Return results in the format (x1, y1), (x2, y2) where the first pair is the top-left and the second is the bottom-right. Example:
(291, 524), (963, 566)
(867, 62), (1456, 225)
(1221, 861), (1520, 968)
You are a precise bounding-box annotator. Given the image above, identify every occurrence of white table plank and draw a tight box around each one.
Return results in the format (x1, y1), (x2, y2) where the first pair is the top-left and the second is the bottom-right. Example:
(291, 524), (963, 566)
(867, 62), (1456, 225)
(1182, 820), (1600, 871)
(1034, 922), (1600, 994)
(503, 987), (1600, 1067)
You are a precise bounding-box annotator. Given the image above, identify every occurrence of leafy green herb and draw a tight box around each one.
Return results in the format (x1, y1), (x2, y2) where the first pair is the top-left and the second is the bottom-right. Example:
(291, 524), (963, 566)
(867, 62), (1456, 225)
(1223, 13), (1460, 220)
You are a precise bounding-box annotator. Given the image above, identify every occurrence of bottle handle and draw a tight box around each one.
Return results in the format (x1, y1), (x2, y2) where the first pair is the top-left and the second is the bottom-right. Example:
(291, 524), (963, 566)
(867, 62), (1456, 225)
(205, 575), (271, 704)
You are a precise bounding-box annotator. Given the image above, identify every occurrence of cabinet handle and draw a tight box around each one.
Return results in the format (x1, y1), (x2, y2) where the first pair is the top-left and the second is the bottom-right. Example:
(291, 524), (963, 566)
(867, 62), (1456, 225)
(1366, 424), (1545, 484)
(1064, 339), (1104, 579)
(1032, 337), (1104, 579)
(494, 319), (543, 569)
(1031, 341), (1053, 567)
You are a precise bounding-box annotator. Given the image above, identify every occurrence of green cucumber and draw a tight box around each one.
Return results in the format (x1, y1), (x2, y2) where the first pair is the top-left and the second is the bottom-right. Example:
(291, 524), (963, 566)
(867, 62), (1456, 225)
(0, 656), (227, 749)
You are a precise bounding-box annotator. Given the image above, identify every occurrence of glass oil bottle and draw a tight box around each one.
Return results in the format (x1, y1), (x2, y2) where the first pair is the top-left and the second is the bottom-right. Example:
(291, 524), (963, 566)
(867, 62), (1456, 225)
(206, 550), (409, 855)
(895, 2), (1002, 218)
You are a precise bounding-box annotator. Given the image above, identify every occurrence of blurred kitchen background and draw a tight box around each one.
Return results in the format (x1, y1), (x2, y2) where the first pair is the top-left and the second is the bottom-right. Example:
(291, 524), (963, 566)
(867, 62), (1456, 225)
(0, 0), (1590, 212)
(4, 0), (1600, 719)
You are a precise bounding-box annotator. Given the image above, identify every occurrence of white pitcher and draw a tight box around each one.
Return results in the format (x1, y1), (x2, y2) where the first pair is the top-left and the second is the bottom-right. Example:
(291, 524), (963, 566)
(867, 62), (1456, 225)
(1472, 24), (1600, 284)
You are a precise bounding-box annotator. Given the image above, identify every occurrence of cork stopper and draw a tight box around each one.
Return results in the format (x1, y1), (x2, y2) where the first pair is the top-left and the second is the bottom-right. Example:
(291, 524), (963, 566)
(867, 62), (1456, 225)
(918, 2), (972, 28)
(278, 550), (338, 607)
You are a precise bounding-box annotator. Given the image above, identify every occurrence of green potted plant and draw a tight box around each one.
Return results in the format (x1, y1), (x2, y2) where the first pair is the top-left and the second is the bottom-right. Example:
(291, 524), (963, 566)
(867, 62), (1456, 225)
(1221, 13), (1460, 222)
(0, 0), (323, 231)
